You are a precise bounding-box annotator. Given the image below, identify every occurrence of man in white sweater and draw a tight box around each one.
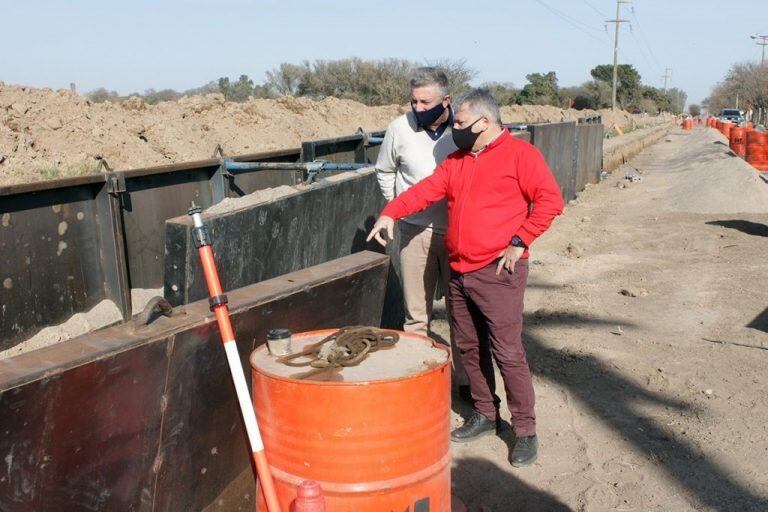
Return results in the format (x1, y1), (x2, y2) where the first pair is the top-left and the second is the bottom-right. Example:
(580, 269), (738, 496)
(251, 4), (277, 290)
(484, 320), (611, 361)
(375, 67), (469, 396)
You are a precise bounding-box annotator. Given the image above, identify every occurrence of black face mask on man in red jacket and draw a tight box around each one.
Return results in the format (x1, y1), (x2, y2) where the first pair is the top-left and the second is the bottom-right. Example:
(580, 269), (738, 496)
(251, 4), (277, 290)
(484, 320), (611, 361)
(451, 117), (486, 151)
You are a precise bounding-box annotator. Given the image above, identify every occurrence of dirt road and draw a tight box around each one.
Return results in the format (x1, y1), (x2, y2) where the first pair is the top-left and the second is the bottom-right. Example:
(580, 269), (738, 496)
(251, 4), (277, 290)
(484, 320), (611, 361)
(440, 128), (768, 511)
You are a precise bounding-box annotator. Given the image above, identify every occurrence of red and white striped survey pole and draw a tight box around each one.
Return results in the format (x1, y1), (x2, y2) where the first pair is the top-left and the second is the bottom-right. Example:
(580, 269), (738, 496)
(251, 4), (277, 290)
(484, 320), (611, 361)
(188, 206), (281, 512)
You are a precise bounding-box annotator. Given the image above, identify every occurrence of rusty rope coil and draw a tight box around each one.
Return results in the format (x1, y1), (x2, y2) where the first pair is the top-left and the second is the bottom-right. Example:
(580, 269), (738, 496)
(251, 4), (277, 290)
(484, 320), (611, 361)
(276, 326), (399, 376)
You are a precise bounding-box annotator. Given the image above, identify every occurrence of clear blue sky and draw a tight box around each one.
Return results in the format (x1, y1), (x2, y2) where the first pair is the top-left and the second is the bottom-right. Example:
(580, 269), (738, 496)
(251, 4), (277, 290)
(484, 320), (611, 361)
(2, 0), (766, 105)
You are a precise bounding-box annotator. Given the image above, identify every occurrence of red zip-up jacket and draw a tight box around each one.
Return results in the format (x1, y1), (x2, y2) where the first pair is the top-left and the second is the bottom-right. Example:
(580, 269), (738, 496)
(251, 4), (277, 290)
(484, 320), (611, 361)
(381, 129), (564, 274)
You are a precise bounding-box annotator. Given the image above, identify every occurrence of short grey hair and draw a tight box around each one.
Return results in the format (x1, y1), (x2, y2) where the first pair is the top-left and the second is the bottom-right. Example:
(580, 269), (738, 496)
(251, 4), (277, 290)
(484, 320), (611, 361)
(409, 67), (449, 98)
(454, 88), (502, 124)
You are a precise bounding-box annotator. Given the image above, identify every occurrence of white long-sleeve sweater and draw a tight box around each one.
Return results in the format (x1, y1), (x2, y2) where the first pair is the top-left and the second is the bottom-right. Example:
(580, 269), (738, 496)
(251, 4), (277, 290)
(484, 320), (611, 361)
(375, 110), (457, 234)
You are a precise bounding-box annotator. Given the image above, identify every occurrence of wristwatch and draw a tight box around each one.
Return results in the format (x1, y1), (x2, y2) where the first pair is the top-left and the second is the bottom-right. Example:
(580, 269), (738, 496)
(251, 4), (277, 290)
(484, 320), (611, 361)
(511, 235), (527, 249)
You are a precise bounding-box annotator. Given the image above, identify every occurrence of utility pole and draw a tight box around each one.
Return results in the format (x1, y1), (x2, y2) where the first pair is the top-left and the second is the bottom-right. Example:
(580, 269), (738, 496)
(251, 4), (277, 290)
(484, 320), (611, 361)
(751, 35), (768, 66)
(662, 68), (672, 92)
(606, 0), (631, 111)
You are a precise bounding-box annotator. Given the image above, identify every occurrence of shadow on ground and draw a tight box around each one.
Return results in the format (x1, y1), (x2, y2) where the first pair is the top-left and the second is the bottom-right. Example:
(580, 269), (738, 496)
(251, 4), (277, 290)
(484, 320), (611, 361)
(452, 458), (573, 512)
(747, 307), (768, 334)
(519, 310), (768, 511)
(706, 219), (768, 237)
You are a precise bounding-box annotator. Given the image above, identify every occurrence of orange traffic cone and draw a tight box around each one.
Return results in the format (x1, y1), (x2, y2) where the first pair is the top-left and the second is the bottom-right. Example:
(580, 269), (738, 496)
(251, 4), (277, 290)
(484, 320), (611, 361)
(291, 481), (326, 512)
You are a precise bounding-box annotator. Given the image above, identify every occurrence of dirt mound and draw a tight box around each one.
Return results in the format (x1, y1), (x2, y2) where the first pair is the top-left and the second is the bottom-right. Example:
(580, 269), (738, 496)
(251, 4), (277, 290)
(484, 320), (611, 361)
(0, 83), (405, 186)
(0, 81), (664, 186)
(635, 129), (768, 214)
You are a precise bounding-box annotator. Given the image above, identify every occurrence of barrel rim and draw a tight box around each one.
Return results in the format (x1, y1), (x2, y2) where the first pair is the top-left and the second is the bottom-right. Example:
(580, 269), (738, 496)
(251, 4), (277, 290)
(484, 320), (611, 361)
(249, 328), (451, 385)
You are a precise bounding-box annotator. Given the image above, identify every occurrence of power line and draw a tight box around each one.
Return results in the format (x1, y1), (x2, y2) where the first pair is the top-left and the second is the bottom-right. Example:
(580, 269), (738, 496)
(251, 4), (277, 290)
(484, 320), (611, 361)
(630, 6), (662, 70)
(582, 0), (609, 18)
(629, 25), (658, 74)
(532, 0), (610, 44)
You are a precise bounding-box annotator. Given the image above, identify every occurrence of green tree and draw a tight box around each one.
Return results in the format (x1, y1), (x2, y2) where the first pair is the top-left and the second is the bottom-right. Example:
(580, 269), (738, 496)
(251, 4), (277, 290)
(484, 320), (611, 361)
(518, 72), (560, 105)
(481, 82), (520, 106)
(560, 83), (601, 110)
(85, 87), (121, 103)
(688, 104), (701, 117)
(266, 62), (308, 96)
(184, 81), (220, 96)
(266, 57), (475, 105)
(142, 88), (182, 104)
(590, 64), (642, 107)
(218, 75), (269, 102)
(667, 88), (687, 114)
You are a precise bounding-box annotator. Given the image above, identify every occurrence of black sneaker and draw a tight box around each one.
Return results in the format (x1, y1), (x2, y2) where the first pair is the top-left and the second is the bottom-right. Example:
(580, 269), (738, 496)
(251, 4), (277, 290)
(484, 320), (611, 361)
(451, 411), (496, 443)
(510, 435), (538, 467)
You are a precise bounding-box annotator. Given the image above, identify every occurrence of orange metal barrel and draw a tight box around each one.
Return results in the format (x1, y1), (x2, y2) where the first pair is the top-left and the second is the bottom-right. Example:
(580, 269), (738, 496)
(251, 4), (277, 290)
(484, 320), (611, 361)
(746, 131), (768, 171)
(251, 329), (453, 512)
(729, 127), (747, 157)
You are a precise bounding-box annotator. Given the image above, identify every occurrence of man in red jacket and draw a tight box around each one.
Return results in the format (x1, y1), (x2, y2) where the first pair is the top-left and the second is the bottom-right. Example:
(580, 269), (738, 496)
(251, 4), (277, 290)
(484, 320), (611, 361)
(367, 88), (563, 467)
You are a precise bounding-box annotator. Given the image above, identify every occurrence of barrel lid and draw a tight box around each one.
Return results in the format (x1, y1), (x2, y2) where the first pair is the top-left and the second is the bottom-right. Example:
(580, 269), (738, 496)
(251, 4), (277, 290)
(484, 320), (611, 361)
(251, 330), (449, 382)
(267, 328), (292, 340)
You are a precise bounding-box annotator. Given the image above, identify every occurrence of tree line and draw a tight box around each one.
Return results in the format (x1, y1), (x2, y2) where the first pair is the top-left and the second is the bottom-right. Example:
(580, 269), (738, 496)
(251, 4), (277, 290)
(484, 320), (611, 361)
(85, 57), (686, 114)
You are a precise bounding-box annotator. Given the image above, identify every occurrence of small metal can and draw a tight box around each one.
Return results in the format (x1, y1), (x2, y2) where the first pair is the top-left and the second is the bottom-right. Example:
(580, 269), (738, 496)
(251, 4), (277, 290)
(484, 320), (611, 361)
(266, 328), (292, 356)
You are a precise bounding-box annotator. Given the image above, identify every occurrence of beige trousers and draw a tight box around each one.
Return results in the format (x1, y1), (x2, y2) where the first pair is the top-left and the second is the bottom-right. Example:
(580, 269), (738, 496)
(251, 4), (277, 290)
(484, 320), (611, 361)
(398, 221), (468, 385)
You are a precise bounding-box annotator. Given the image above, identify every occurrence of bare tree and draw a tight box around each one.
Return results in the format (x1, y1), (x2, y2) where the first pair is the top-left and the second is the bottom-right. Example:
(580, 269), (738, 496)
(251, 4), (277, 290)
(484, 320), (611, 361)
(708, 62), (768, 120)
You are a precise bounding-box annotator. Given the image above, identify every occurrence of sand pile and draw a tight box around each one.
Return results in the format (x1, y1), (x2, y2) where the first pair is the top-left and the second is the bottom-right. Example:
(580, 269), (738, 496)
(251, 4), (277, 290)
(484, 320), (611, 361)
(0, 83), (403, 186)
(499, 104), (666, 130)
(654, 130), (768, 214)
(0, 81), (664, 186)
(0, 299), (122, 360)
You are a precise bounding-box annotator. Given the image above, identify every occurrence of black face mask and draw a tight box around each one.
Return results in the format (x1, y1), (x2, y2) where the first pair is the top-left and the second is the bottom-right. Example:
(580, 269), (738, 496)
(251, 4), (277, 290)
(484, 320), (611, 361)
(452, 117), (485, 151)
(412, 101), (447, 128)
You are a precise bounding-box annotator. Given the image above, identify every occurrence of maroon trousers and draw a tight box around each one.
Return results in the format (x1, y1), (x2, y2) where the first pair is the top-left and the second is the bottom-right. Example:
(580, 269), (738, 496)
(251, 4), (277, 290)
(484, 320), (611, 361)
(448, 259), (536, 437)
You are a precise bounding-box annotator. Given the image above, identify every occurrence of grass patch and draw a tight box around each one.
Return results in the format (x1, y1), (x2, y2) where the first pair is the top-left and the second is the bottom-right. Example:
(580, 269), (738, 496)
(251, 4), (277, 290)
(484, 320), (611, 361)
(34, 158), (98, 182)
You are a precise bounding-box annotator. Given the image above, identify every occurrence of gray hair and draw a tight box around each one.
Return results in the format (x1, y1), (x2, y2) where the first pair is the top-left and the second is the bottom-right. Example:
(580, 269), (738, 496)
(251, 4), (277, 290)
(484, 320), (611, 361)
(409, 67), (449, 97)
(454, 88), (502, 124)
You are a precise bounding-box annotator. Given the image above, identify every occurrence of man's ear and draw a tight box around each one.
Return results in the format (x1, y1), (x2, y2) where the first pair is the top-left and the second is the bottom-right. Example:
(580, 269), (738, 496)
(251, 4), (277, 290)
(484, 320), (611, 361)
(443, 95), (451, 106)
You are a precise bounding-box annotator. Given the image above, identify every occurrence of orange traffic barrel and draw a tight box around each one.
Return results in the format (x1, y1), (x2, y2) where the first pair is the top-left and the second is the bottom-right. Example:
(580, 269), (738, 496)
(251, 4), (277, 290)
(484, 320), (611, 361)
(746, 130), (768, 171)
(729, 127), (747, 157)
(682, 119), (692, 130)
(715, 120), (723, 131)
(722, 122), (733, 138)
(251, 329), (458, 512)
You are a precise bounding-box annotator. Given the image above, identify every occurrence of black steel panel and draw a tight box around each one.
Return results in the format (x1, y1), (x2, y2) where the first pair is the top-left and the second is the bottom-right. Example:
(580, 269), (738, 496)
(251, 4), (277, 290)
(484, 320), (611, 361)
(576, 124), (604, 189)
(0, 182), (123, 349)
(0, 335), (169, 511)
(529, 122), (577, 201)
(164, 170), (386, 307)
(120, 167), (217, 290)
(163, 170), (404, 328)
(0, 252), (389, 511)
